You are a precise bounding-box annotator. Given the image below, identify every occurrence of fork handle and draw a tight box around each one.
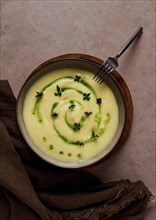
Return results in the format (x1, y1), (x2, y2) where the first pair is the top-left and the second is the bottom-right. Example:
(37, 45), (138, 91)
(115, 26), (143, 59)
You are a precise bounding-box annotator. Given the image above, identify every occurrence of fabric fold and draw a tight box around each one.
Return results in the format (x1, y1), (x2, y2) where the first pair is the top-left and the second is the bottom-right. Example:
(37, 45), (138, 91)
(0, 80), (152, 220)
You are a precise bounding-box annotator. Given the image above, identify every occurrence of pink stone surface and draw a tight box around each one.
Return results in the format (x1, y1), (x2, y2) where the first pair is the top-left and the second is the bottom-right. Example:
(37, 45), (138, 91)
(0, 0), (155, 219)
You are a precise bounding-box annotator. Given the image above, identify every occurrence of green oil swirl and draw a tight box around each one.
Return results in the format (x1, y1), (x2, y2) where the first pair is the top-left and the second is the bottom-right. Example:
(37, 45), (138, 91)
(32, 76), (110, 146)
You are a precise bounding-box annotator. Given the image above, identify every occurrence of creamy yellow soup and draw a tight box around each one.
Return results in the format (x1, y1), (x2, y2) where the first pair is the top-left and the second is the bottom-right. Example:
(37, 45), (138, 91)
(23, 68), (119, 162)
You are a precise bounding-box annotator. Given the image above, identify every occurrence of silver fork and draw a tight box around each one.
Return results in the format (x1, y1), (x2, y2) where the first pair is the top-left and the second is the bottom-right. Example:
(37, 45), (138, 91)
(93, 26), (143, 84)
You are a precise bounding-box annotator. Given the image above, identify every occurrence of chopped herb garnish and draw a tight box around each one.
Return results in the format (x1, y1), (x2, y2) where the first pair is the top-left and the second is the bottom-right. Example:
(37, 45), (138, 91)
(75, 141), (84, 146)
(68, 153), (72, 157)
(73, 123), (81, 131)
(42, 137), (47, 142)
(54, 85), (64, 96)
(49, 145), (54, 150)
(96, 98), (102, 104)
(83, 93), (91, 101)
(74, 75), (81, 82)
(77, 153), (82, 158)
(35, 91), (43, 99)
(52, 112), (58, 118)
(69, 100), (76, 111)
(59, 151), (64, 155)
(84, 111), (92, 117)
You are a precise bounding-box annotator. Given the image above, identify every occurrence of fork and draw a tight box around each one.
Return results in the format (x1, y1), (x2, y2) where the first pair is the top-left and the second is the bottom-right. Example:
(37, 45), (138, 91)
(93, 26), (143, 84)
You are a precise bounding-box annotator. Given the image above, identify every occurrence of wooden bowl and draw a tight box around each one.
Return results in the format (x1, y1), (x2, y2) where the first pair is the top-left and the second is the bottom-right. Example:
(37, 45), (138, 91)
(16, 53), (133, 168)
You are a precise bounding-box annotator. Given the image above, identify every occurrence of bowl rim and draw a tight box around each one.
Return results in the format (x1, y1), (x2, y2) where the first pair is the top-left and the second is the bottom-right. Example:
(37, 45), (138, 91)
(16, 53), (133, 168)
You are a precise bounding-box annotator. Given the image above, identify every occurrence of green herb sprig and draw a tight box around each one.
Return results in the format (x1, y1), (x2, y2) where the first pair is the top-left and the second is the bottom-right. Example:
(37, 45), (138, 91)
(74, 75), (81, 82)
(35, 91), (43, 99)
(73, 123), (81, 131)
(84, 112), (92, 117)
(51, 112), (58, 118)
(96, 98), (102, 104)
(54, 85), (64, 97)
(75, 141), (84, 146)
(83, 93), (91, 101)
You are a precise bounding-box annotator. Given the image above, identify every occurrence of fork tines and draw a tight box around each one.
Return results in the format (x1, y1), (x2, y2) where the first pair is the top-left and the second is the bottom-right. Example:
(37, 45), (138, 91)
(93, 63), (113, 84)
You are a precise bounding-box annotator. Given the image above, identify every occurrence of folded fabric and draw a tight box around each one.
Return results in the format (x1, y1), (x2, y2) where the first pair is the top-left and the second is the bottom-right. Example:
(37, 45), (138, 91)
(0, 80), (152, 220)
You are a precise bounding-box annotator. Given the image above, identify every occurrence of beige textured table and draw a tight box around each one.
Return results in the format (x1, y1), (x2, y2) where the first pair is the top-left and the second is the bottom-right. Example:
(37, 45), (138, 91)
(0, 0), (155, 219)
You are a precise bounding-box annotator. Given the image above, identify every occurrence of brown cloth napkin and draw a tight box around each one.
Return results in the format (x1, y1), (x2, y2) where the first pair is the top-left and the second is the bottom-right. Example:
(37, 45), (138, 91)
(0, 80), (152, 220)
